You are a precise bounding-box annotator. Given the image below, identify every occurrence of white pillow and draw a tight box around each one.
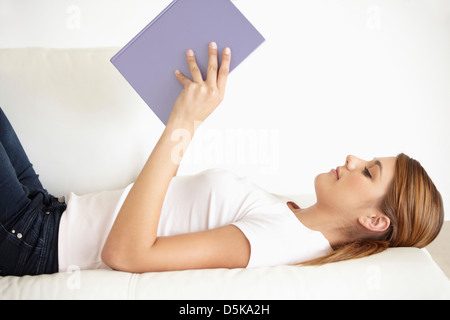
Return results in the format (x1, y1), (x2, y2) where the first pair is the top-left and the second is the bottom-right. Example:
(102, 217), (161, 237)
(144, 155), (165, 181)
(0, 47), (164, 196)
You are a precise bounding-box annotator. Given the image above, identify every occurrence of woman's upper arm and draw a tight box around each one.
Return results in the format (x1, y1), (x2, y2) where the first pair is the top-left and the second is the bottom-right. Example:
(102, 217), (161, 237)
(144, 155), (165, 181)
(109, 225), (251, 273)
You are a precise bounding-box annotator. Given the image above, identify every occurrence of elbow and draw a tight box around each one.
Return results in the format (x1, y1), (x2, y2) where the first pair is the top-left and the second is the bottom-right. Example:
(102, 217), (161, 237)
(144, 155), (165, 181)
(101, 242), (157, 273)
(101, 244), (122, 271)
(101, 243), (135, 273)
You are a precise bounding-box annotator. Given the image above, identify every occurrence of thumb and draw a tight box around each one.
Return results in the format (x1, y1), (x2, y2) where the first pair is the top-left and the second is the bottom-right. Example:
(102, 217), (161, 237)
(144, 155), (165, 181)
(175, 70), (191, 87)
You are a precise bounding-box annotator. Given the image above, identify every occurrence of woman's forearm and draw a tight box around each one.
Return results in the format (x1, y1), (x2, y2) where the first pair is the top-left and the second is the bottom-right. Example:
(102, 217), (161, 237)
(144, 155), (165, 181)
(103, 119), (195, 264)
(102, 43), (230, 270)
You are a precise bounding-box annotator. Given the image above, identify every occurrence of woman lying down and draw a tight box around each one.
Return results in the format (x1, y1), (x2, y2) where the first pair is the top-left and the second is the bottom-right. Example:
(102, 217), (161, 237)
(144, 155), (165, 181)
(0, 42), (444, 276)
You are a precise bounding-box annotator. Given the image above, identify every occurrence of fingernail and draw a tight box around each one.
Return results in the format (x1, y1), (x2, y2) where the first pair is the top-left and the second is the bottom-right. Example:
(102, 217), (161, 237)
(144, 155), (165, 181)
(224, 47), (231, 55)
(175, 70), (180, 75)
(187, 49), (194, 57)
(210, 42), (217, 50)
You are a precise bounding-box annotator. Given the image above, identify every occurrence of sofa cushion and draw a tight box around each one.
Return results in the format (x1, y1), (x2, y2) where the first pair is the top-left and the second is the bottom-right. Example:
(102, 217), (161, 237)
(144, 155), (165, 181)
(1, 248), (449, 299)
(0, 47), (162, 196)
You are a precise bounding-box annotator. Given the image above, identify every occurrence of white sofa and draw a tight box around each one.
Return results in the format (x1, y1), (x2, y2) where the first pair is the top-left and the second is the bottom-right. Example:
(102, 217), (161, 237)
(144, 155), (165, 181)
(0, 248), (448, 300)
(0, 48), (449, 300)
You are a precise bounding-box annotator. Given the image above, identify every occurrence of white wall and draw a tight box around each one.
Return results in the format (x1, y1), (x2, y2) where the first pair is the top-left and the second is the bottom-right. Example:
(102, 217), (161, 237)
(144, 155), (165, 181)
(1, 0), (449, 219)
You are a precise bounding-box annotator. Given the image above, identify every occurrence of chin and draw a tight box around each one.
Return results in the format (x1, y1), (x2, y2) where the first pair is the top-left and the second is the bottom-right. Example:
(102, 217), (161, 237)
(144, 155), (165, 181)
(313, 172), (328, 200)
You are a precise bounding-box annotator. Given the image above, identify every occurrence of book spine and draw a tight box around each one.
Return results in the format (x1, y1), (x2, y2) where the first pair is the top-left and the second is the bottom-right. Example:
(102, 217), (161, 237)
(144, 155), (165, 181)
(111, 0), (179, 63)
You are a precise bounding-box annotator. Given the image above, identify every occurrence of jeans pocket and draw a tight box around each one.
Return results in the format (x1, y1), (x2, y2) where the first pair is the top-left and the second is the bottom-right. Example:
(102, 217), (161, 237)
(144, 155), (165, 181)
(14, 208), (46, 248)
(0, 225), (32, 276)
(0, 211), (45, 276)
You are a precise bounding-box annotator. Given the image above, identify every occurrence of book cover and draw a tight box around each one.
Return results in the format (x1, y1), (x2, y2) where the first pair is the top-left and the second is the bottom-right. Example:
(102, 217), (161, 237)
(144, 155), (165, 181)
(111, 0), (265, 125)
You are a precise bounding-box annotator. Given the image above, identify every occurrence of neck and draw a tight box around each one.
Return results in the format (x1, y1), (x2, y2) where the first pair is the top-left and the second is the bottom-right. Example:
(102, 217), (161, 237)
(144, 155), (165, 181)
(287, 202), (353, 248)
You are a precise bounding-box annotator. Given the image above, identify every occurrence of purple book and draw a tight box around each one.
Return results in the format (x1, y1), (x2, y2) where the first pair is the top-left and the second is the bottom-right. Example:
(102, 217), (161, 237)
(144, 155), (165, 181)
(111, 0), (265, 125)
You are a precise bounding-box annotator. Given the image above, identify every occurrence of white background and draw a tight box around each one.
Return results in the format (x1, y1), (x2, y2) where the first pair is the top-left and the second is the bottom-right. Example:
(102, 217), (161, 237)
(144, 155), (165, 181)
(1, 0), (449, 219)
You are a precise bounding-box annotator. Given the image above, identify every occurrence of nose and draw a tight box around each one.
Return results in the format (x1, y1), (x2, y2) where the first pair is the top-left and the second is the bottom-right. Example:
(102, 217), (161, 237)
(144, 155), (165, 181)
(345, 155), (358, 171)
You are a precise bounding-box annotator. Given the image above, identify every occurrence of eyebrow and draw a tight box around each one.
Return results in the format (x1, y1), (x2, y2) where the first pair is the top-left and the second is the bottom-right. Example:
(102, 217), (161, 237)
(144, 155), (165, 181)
(374, 159), (383, 177)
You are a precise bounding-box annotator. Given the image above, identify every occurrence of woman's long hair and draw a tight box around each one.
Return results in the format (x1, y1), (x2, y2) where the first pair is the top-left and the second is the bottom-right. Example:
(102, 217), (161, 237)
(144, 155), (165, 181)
(301, 153), (444, 266)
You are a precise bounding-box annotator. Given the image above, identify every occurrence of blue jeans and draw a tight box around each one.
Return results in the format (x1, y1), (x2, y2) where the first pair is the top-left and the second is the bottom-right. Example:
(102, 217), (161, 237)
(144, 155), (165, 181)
(0, 107), (66, 276)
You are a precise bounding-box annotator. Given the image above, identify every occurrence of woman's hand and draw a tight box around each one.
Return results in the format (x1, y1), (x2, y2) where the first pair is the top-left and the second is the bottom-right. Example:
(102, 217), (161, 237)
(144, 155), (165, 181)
(168, 42), (231, 127)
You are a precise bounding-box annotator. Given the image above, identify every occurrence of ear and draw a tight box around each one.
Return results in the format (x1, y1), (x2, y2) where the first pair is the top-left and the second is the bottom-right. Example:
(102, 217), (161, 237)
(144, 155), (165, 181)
(358, 212), (390, 233)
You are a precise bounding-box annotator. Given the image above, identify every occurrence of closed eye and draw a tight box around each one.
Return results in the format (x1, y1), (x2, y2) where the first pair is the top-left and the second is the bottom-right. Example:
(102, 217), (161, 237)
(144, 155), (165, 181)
(363, 167), (372, 179)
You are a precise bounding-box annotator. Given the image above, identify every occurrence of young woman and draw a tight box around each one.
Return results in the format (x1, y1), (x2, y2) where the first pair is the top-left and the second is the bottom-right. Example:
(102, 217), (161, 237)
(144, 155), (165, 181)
(0, 42), (444, 276)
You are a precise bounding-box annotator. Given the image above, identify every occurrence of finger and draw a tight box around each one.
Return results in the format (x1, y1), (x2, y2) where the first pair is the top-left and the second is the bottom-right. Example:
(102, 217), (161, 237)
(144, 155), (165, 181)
(206, 42), (218, 86)
(174, 69), (191, 87)
(186, 49), (203, 83)
(217, 47), (231, 92)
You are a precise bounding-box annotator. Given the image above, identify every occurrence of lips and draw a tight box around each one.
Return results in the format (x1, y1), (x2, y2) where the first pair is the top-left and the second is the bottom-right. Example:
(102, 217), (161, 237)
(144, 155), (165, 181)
(331, 168), (338, 179)
(331, 167), (339, 180)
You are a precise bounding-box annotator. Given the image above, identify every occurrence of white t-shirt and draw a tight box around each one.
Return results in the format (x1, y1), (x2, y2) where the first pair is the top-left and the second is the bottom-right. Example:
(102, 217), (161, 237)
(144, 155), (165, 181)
(58, 168), (331, 272)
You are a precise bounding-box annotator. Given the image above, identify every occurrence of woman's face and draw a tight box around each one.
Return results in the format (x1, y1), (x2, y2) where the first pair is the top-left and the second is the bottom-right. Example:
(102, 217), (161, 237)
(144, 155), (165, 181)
(314, 155), (397, 216)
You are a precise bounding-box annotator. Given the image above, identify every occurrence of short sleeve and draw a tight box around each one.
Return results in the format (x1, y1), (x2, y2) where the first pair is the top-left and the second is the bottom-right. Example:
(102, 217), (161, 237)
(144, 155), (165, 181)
(231, 205), (331, 268)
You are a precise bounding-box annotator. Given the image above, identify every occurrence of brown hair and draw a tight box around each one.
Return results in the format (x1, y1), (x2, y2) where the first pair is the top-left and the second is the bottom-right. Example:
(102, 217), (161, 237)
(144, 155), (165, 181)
(301, 153), (444, 266)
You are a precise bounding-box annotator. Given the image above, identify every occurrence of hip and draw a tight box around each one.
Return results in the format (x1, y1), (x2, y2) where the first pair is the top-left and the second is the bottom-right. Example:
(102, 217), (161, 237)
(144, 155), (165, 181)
(0, 193), (66, 276)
